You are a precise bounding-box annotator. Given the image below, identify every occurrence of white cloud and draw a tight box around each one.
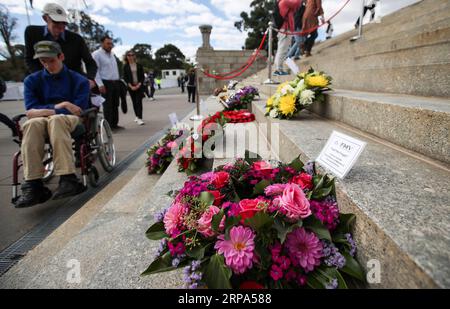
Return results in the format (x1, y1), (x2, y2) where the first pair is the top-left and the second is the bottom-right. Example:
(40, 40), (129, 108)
(210, 0), (252, 19)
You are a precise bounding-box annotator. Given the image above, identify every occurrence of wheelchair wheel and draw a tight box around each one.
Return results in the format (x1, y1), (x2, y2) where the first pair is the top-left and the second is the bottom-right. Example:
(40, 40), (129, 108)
(88, 166), (100, 188)
(42, 146), (54, 183)
(97, 117), (116, 172)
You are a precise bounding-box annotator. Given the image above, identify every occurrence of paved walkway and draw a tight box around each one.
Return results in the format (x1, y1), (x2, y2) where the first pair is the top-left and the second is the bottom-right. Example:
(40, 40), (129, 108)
(0, 87), (195, 252)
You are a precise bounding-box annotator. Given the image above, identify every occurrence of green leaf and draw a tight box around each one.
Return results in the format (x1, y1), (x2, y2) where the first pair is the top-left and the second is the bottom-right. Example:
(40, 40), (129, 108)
(141, 252), (175, 276)
(289, 156), (304, 172)
(211, 209), (225, 233)
(199, 192), (215, 206)
(307, 272), (325, 289)
(145, 222), (168, 240)
(311, 186), (333, 200)
(303, 216), (331, 241)
(203, 254), (232, 289)
(313, 175), (325, 191)
(244, 212), (274, 231)
(341, 252), (365, 282)
(244, 150), (261, 165)
(186, 244), (210, 260)
(273, 218), (302, 244)
(253, 179), (271, 196)
(335, 214), (357, 234)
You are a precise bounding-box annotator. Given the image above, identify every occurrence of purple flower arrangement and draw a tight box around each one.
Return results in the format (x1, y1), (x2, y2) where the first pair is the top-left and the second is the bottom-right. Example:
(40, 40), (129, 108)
(224, 86), (259, 111)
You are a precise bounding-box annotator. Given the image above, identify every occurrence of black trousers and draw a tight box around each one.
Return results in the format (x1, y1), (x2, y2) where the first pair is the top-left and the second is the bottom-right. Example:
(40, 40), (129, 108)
(150, 86), (155, 98)
(102, 80), (121, 128)
(187, 86), (196, 103)
(181, 84), (185, 93)
(304, 30), (318, 53)
(355, 5), (376, 26)
(129, 88), (143, 119)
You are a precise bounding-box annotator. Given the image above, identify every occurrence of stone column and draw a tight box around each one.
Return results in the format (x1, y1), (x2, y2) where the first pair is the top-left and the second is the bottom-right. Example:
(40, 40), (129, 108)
(199, 25), (213, 50)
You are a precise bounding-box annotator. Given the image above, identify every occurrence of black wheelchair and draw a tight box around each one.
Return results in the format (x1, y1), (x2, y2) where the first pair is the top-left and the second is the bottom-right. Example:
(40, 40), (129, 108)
(9, 106), (116, 205)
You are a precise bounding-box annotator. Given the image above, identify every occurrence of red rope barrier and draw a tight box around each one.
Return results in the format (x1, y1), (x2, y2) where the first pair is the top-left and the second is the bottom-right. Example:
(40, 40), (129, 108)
(202, 31), (268, 80)
(274, 0), (351, 36)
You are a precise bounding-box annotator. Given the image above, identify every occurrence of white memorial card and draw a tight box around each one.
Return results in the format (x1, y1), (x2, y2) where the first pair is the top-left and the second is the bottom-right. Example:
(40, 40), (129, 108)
(317, 131), (366, 179)
(168, 113), (179, 127)
(285, 58), (300, 75)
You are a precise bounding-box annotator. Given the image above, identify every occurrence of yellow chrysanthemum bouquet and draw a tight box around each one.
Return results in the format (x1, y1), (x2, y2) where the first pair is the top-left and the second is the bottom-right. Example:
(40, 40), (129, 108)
(265, 68), (332, 119)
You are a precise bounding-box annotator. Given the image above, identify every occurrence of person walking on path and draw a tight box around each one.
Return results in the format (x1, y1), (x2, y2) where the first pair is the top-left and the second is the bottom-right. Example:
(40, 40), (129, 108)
(92, 36), (122, 130)
(286, 0), (306, 60)
(186, 69), (197, 104)
(156, 78), (162, 90)
(355, 0), (379, 28)
(180, 74), (186, 93)
(147, 71), (156, 101)
(273, 0), (302, 76)
(326, 22), (334, 40)
(302, 0), (324, 57)
(123, 51), (145, 126)
(24, 3), (97, 88)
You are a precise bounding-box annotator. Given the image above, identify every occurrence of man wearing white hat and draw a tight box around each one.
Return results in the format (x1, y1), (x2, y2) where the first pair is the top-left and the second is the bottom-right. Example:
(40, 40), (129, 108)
(24, 3), (97, 88)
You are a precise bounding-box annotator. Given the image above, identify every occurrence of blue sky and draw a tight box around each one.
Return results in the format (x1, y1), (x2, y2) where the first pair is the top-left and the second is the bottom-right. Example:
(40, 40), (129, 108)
(2, 0), (420, 60)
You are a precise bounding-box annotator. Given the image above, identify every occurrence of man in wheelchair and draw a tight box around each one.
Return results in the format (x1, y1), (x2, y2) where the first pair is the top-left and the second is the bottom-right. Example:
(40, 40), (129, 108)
(15, 41), (90, 208)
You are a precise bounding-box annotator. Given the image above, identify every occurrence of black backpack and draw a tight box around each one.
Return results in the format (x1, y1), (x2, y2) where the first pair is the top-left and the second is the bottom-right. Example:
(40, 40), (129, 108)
(272, 1), (285, 30)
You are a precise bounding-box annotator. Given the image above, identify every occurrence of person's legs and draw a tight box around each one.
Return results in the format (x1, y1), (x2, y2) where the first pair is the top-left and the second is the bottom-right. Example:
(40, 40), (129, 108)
(111, 81), (121, 127)
(102, 81), (114, 127)
(274, 32), (291, 72)
(355, 6), (370, 27)
(48, 115), (86, 200)
(191, 87), (196, 103)
(150, 86), (155, 99)
(304, 30), (318, 54)
(16, 117), (52, 208)
(187, 87), (193, 102)
(47, 115), (79, 177)
(287, 33), (304, 59)
(21, 118), (48, 181)
(131, 90), (143, 120)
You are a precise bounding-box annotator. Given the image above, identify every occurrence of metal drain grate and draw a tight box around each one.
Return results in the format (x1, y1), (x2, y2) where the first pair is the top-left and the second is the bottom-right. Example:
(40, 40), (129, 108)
(0, 129), (167, 278)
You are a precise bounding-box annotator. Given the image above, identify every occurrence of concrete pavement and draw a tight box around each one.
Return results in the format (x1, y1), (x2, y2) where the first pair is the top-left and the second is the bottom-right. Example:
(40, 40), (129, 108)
(0, 87), (195, 252)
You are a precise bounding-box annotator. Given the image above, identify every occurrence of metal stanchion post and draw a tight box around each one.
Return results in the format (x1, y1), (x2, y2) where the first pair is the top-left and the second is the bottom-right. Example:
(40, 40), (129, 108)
(350, 0), (365, 42)
(263, 22), (279, 85)
(190, 67), (204, 121)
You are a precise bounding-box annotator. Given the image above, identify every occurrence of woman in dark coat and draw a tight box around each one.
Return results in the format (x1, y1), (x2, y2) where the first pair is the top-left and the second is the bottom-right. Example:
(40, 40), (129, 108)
(123, 51), (146, 125)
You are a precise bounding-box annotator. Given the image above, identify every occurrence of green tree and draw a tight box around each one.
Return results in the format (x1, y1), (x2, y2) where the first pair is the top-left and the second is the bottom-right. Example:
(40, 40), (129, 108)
(234, 0), (275, 50)
(67, 10), (121, 52)
(0, 7), (18, 67)
(154, 44), (186, 71)
(131, 43), (154, 71)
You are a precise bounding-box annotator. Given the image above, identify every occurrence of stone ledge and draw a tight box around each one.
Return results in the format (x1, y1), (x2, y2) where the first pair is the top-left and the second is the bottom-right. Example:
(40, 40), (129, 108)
(257, 85), (450, 165)
(251, 97), (450, 288)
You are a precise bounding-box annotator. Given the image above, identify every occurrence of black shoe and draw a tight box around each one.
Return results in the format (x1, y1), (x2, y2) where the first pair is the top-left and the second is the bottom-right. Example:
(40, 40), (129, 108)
(15, 181), (52, 208)
(53, 175), (86, 200)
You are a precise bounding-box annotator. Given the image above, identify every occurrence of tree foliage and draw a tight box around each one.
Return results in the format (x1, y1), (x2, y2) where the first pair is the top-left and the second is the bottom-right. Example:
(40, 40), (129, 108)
(0, 7), (18, 66)
(67, 10), (121, 52)
(234, 0), (276, 50)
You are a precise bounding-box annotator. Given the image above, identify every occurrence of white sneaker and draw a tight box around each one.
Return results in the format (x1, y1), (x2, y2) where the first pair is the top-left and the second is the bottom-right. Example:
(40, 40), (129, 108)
(134, 117), (139, 123)
(137, 119), (145, 126)
(150, 97), (155, 101)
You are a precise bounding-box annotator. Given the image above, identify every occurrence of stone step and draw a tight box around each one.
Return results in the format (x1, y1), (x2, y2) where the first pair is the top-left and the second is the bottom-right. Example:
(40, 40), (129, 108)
(360, 0), (450, 41)
(250, 95), (450, 288)
(254, 84), (450, 165)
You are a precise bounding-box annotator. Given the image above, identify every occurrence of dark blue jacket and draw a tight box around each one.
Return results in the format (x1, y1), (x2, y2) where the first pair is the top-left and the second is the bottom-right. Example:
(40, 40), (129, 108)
(24, 65), (90, 115)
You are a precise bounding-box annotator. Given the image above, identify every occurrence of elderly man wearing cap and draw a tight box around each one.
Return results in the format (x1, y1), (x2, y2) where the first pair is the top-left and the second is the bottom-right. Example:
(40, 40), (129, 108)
(15, 41), (90, 208)
(24, 3), (97, 89)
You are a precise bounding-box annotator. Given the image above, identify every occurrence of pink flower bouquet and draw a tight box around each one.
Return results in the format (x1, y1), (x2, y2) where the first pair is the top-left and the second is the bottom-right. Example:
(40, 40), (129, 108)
(146, 129), (184, 175)
(143, 154), (365, 289)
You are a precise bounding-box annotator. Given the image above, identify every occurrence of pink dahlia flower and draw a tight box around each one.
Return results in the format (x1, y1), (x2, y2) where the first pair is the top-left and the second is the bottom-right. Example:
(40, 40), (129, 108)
(285, 227), (323, 272)
(163, 202), (186, 237)
(273, 184), (311, 220)
(197, 206), (225, 238)
(215, 226), (256, 274)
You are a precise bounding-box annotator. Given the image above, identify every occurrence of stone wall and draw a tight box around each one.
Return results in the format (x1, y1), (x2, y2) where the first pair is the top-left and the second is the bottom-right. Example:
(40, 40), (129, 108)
(196, 49), (267, 95)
